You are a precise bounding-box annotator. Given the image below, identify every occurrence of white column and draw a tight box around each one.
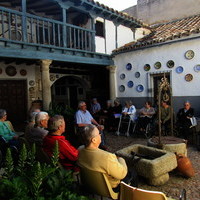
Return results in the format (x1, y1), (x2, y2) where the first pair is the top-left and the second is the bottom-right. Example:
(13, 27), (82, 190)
(106, 65), (117, 101)
(40, 59), (52, 111)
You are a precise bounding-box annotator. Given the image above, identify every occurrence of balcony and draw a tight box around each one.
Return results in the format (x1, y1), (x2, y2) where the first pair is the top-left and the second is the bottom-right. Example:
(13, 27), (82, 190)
(0, 6), (112, 65)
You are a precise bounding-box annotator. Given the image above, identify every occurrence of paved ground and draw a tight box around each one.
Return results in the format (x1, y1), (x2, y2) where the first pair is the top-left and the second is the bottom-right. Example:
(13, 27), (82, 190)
(105, 132), (200, 200)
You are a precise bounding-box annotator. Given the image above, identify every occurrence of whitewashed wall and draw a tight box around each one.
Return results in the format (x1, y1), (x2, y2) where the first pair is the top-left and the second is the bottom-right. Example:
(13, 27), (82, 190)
(95, 18), (134, 54)
(113, 38), (200, 98)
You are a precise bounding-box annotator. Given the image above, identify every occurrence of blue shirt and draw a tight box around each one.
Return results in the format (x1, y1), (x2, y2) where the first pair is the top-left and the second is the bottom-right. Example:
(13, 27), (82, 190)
(76, 110), (93, 124)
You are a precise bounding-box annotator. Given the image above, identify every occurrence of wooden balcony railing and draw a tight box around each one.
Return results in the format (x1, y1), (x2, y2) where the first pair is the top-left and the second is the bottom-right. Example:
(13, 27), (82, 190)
(0, 6), (95, 52)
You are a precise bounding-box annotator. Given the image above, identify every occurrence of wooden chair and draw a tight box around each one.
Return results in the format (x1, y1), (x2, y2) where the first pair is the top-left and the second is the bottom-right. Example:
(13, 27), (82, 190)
(119, 181), (179, 200)
(79, 167), (119, 200)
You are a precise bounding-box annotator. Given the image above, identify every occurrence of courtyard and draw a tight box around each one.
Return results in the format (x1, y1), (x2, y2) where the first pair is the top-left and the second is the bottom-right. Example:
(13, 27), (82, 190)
(105, 133), (200, 200)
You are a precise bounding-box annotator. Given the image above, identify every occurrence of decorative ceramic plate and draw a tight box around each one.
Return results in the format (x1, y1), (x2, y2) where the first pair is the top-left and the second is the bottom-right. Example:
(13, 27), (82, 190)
(185, 74), (193, 82)
(29, 80), (35, 86)
(126, 63), (132, 70)
(194, 65), (200, 72)
(185, 50), (194, 60)
(135, 72), (140, 78)
(29, 87), (35, 92)
(127, 81), (134, 88)
(167, 60), (175, 68)
(136, 84), (144, 92)
(176, 66), (184, 74)
(119, 85), (125, 92)
(144, 64), (150, 71)
(50, 74), (56, 81)
(20, 69), (27, 76)
(5, 66), (17, 76)
(120, 73), (126, 80)
(154, 62), (161, 69)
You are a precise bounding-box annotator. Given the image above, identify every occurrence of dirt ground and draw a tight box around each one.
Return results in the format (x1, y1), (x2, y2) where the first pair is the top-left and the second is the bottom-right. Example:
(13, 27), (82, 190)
(105, 132), (200, 200)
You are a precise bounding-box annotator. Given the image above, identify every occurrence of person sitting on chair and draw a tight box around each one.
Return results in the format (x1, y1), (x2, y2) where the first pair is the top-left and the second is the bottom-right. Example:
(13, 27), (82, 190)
(43, 115), (79, 171)
(177, 101), (195, 140)
(137, 101), (155, 132)
(122, 100), (137, 122)
(78, 124), (131, 191)
(90, 98), (101, 121)
(75, 101), (106, 149)
(0, 109), (18, 146)
(26, 111), (49, 146)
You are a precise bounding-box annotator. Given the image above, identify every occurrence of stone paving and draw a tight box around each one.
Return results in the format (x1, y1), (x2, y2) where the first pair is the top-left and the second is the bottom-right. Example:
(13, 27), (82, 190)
(106, 133), (200, 200)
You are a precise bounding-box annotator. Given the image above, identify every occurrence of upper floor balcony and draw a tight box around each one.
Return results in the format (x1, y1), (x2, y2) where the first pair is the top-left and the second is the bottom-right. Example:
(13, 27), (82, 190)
(0, 5), (112, 65)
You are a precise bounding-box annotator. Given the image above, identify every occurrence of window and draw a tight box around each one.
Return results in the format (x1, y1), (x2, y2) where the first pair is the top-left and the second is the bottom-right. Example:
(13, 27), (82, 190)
(95, 21), (104, 37)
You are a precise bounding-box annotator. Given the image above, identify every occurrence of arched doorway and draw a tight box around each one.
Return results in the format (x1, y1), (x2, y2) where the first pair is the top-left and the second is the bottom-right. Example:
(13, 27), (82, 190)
(51, 76), (89, 110)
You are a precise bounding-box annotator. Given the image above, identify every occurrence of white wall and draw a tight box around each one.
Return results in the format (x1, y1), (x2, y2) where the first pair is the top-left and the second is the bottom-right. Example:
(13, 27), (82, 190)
(113, 38), (200, 98)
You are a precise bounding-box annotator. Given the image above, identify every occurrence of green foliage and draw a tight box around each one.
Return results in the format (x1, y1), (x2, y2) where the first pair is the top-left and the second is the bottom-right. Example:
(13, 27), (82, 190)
(48, 103), (75, 119)
(0, 144), (91, 200)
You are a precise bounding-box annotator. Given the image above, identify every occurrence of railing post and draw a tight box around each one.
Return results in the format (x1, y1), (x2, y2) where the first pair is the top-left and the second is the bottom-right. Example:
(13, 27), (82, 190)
(21, 0), (27, 42)
(62, 8), (67, 48)
(91, 16), (96, 52)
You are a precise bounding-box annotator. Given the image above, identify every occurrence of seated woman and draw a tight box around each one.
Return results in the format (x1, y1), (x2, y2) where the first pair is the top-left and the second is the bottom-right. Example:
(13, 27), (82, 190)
(122, 100), (137, 122)
(0, 109), (18, 146)
(137, 101), (155, 131)
(177, 101), (195, 140)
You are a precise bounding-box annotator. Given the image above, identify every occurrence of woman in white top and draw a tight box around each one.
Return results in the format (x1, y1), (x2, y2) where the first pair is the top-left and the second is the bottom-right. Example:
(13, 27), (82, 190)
(122, 100), (137, 121)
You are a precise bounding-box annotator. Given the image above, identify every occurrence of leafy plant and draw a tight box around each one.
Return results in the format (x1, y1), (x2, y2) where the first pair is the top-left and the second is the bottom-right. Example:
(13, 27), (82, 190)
(0, 142), (92, 200)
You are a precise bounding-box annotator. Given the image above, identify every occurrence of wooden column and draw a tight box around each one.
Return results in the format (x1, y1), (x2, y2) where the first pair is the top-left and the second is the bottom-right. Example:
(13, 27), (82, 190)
(40, 59), (52, 111)
(21, 0), (27, 42)
(106, 65), (117, 101)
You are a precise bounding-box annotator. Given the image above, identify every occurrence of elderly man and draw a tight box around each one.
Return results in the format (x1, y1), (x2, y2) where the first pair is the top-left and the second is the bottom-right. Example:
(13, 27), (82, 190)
(43, 115), (79, 171)
(78, 124), (130, 191)
(26, 111), (49, 145)
(75, 101), (106, 148)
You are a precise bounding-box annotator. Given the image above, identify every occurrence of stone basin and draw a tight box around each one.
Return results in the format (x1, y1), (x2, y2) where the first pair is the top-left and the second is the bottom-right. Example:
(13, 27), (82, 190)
(116, 144), (177, 186)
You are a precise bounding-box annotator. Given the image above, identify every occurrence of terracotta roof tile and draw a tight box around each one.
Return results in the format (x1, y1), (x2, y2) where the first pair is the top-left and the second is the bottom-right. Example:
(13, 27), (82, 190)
(113, 14), (200, 54)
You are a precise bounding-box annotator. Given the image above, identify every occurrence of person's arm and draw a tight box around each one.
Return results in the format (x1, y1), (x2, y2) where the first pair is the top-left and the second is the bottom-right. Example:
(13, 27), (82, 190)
(59, 140), (79, 161)
(106, 153), (128, 180)
(128, 106), (136, 115)
(163, 107), (171, 123)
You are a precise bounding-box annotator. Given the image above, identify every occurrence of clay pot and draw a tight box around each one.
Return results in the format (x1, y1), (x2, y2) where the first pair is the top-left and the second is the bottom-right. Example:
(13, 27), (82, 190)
(176, 153), (195, 178)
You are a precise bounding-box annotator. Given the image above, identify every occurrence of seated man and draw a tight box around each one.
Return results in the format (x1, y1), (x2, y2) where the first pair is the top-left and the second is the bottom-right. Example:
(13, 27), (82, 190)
(26, 111), (49, 145)
(90, 98), (101, 121)
(177, 101), (195, 140)
(78, 124), (128, 191)
(43, 115), (79, 171)
(75, 101), (106, 147)
(0, 109), (18, 146)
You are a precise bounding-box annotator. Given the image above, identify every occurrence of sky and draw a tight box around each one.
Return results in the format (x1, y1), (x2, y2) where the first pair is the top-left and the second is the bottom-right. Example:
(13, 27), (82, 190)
(95, 0), (137, 11)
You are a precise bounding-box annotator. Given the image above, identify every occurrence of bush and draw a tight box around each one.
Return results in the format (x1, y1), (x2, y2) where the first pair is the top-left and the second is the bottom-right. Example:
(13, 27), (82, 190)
(0, 143), (91, 200)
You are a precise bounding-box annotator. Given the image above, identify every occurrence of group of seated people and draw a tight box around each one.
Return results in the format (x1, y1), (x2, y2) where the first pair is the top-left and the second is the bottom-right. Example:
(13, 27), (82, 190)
(0, 99), (197, 193)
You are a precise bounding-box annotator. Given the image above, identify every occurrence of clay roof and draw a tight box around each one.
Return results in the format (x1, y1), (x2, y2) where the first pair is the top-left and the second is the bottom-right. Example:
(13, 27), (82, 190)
(113, 14), (200, 54)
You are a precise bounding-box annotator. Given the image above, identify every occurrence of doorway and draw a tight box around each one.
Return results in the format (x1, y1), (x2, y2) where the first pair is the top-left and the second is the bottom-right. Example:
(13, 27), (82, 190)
(0, 80), (27, 131)
(152, 73), (170, 106)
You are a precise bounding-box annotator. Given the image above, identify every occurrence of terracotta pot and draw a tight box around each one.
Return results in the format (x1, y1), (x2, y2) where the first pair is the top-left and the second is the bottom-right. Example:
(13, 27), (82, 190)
(176, 153), (195, 178)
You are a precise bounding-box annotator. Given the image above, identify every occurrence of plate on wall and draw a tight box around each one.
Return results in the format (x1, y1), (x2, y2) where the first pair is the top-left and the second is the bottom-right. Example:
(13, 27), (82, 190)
(5, 66), (17, 76)
(176, 66), (184, 74)
(185, 50), (194, 60)
(136, 84), (144, 92)
(194, 65), (200, 72)
(185, 74), (193, 82)
(127, 81), (134, 88)
(20, 69), (27, 76)
(144, 64), (150, 71)
(119, 85), (125, 92)
(154, 62), (161, 69)
(120, 73), (126, 79)
(135, 72), (140, 78)
(126, 63), (132, 70)
(167, 60), (175, 68)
